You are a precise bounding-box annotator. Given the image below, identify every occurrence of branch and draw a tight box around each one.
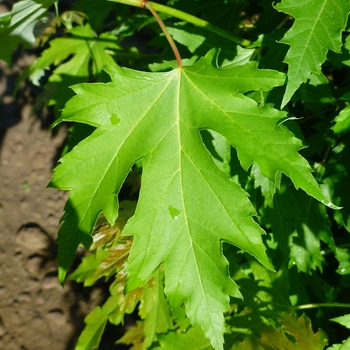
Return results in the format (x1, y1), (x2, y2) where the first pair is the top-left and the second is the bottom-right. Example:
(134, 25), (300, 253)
(294, 302), (350, 310)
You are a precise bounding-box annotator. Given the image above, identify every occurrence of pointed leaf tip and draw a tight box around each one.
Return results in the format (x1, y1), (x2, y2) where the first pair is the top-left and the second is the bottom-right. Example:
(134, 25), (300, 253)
(322, 200), (342, 210)
(58, 266), (67, 286)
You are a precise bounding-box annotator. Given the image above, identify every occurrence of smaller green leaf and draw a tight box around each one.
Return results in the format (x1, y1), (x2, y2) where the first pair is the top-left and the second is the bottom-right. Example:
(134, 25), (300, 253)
(75, 271), (145, 350)
(139, 270), (173, 348)
(116, 321), (145, 349)
(278, 312), (328, 349)
(326, 344), (342, 350)
(335, 248), (350, 275)
(171, 304), (191, 331)
(75, 306), (108, 350)
(274, 0), (350, 107)
(251, 163), (280, 207)
(166, 23), (255, 67)
(152, 327), (213, 350)
(231, 312), (328, 350)
(225, 260), (292, 347)
(200, 129), (231, 175)
(259, 30), (289, 72)
(91, 200), (136, 250)
(31, 23), (119, 78)
(323, 139), (350, 232)
(330, 33), (350, 68)
(0, 0), (56, 65)
(0, 12), (11, 29)
(339, 337), (350, 350)
(265, 181), (334, 273)
(256, 0), (287, 33)
(69, 249), (110, 286)
(293, 73), (336, 118)
(108, 272), (144, 325)
(70, 199), (142, 350)
(30, 23), (120, 113)
(170, 0), (245, 31)
(232, 325), (296, 350)
(73, 0), (116, 31)
(69, 200), (135, 286)
(331, 314), (350, 329)
(341, 338), (350, 350)
(332, 105), (350, 135)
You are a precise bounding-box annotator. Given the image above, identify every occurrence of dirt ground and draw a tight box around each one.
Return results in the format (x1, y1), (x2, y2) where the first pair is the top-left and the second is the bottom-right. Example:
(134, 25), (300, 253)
(0, 53), (111, 349)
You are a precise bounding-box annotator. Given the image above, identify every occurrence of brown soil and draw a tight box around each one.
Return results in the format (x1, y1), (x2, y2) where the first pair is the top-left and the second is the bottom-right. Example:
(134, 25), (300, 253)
(0, 55), (107, 349)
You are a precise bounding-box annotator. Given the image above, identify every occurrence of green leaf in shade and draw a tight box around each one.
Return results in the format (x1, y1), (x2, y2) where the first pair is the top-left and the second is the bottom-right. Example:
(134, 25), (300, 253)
(70, 200), (143, 350)
(274, 0), (350, 107)
(278, 312), (328, 349)
(257, 0), (288, 33)
(231, 312), (328, 350)
(265, 181), (335, 273)
(166, 23), (255, 67)
(332, 105), (350, 134)
(200, 129), (231, 175)
(329, 33), (350, 68)
(335, 248), (350, 275)
(75, 306), (108, 350)
(323, 139), (350, 233)
(69, 200), (136, 286)
(171, 304), (191, 331)
(51, 49), (336, 349)
(109, 273), (144, 325)
(69, 248), (110, 286)
(152, 327), (213, 350)
(30, 23), (120, 113)
(31, 23), (119, 79)
(248, 260), (291, 308)
(326, 337), (350, 350)
(0, 0), (56, 65)
(293, 72), (337, 118)
(260, 30), (289, 72)
(251, 163), (281, 207)
(139, 270), (173, 348)
(224, 260), (292, 347)
(75, 272), (145, 350)
(73, 0), (116, 31)
(116, 321), (144, 350)
(169, 0), (246, 31)
(232, 326), (293, 350)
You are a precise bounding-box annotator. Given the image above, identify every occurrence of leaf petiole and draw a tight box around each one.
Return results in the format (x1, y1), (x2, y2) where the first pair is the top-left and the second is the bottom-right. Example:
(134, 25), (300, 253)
(109, 0), (251, 47)
(145, 1), (182, 67)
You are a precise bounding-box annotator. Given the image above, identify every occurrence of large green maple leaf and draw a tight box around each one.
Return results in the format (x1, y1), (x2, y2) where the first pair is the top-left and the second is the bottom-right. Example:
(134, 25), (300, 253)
(274, 0), (350, 107)
(0, 0), (56, 65)
(51, 50), (335, 350)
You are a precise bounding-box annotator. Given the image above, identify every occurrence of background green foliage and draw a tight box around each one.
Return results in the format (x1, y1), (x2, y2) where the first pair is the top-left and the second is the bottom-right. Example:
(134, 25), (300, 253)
(2, 0), (350, 349)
